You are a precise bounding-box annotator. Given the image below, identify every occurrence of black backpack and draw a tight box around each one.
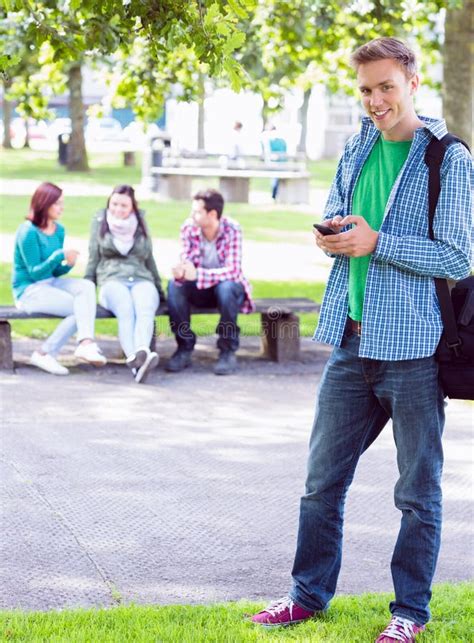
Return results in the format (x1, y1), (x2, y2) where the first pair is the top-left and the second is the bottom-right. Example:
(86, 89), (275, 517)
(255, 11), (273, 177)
(425, 133), (474, 400)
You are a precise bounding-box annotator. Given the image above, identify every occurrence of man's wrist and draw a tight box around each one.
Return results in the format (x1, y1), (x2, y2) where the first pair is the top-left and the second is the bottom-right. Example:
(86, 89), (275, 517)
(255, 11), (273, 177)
(370, 230), (380, 253)
(373, 231), (397, 261)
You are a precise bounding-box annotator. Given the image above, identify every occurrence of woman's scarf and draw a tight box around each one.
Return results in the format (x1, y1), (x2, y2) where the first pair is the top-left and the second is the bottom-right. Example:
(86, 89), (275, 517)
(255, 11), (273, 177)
(106, 210), (138, 255)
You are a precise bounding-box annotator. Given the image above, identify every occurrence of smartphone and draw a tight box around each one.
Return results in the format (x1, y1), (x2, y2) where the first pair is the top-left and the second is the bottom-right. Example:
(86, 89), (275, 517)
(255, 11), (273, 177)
(313, 223), (338, 236)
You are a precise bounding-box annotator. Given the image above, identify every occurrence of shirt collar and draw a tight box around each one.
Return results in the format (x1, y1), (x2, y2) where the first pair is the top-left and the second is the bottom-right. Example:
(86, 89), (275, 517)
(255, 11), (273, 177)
(190, 217), (227, 242)
(360, 115), (447, 143)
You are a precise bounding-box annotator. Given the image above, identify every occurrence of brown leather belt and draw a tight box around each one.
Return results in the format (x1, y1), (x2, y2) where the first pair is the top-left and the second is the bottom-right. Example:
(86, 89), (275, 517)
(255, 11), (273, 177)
(347, 317), (362, 336)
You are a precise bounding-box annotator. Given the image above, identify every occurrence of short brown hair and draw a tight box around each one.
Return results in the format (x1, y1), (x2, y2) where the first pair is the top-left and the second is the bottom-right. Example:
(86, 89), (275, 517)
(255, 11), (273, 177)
(193, 188), (225, 219)
(351, 37), (417, 78)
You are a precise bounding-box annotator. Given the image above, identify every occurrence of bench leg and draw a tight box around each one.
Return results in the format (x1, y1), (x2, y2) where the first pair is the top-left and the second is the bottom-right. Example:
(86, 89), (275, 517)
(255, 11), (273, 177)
(219, 177), (250, 203)
(260, 312), (300, 362)
(150, 321), (157, 353)
(0, 321), (14, 371)
(277, 178), (310, 204)
(123, 151), (136, 166)
(160, 175), (194, 200)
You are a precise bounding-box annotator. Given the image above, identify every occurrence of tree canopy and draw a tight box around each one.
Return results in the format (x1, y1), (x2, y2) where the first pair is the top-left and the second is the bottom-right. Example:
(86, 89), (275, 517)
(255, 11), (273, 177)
(0, 0), (252, 85)
(1, 0), (470, 163)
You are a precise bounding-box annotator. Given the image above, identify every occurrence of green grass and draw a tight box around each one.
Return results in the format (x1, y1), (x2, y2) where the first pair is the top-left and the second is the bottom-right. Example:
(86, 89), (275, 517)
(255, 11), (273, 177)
(0, 148), (143, 186)
(0, 582), (472, 642)
(0, 147), (338, 191)
(0, 194), (320, 243)
(0, 147), (329, 339)
(0, 264), (324, 340)
(1, 148), (335, 243)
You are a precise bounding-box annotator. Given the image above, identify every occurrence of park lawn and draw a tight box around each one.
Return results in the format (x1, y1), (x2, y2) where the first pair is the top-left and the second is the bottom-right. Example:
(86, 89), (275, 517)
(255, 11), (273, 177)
(1, 194), (320, 243)
(0, 264), (324, 339)
(0, 147), (337, 190)
(1, 148), (143, 186)
(1, 582), (472, 642)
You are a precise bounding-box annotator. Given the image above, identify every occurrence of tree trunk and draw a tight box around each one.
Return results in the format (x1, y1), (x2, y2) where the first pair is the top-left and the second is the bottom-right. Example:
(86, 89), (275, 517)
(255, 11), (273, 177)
(297, 88), (311, 156)
(261, 96), (270, 127)
(67, 63), (89, 171)
(2, 79), (13, 149)
(197, 73), (205, 151)
(443, 0), (473, 148)
(23, 118), (30, 148)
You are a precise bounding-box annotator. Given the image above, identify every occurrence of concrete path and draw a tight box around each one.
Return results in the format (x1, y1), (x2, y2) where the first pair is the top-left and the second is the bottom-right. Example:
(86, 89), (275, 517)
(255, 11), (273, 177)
(1, 336), (473, 611)
(1, 178), (472, 612)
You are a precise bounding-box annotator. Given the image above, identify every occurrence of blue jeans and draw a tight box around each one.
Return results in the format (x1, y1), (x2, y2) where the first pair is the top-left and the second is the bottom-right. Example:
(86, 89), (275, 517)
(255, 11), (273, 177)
(99, 279), (159, 358)
(16, 277), (97, 356)
(271, 178), (280, 200)
(289, 329), (445, 625)
(167, 280), (245, 352)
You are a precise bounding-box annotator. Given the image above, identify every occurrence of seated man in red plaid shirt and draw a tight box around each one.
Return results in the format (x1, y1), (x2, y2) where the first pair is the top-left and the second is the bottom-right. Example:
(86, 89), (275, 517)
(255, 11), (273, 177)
(166, 188), (254, 375)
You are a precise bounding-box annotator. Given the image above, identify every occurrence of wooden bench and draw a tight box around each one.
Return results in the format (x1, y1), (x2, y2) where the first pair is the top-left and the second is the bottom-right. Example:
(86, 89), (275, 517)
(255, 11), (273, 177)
(84, 141), (140, 167)
(147, 166), (310, 204)
(0, 298), (320, 370)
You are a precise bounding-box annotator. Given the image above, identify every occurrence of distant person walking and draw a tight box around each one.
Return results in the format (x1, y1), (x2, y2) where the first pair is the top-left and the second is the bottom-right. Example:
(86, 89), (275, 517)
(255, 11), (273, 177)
(251, 37), (472, 642)
(85, 185), (165, 384)
(166, 188), (254, 375)
(228, 120), (244, 165)
(12, 182), (107, 375)
(261, 123), (288, 200)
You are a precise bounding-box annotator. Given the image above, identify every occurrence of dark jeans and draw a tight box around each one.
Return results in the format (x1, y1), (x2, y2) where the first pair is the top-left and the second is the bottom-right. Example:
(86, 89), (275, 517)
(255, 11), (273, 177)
(167, 279), (245, 353)
(289, 329), (445, 625)
(271, 178), (280, 199)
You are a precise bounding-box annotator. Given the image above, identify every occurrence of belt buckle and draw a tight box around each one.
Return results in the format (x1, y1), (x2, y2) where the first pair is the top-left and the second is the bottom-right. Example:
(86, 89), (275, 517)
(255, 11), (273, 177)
(347, 317), (362, 336)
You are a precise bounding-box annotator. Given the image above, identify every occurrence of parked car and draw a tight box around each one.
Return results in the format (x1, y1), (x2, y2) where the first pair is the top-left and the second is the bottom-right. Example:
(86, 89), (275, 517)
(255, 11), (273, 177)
(85, 117), (125, 143)
(123, 120), (146, 145)
(8, 118), (27, 148)
(6, 118), (49, 148)
(48, 117), (72, 140)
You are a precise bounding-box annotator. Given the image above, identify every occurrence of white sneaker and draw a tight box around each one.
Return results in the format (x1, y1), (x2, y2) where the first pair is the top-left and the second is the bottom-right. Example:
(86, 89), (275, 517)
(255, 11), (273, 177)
(135, 351), (159, 384)
(126, 347), (149, 370)
(74, 341), (107, 366)
(30, 351), (69, 376)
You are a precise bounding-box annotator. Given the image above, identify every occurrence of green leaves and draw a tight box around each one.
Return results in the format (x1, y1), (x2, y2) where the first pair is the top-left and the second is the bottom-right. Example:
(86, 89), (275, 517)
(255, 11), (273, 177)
(227, 0), (250, 20)
(222, 31), (246, 55)
(0, 0), (458, 128)
(0, 0), (251, 106)
(0, 52), (21, 76)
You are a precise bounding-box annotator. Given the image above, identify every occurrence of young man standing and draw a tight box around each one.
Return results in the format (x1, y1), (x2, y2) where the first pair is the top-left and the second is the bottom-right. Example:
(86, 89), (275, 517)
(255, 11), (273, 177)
(251, 38), (472, 641)
(166, 188), (254, 375)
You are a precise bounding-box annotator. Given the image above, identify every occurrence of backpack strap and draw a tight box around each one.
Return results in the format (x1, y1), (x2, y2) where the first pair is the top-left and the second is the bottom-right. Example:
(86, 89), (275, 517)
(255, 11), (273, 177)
(425, 133), (470, 237)
(424, 133), (470, 356)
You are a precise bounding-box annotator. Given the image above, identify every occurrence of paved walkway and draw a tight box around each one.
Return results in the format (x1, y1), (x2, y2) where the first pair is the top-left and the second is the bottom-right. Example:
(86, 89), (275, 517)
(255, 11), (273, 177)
(1, 336), (473, 611)
(1, 178), (472, 612)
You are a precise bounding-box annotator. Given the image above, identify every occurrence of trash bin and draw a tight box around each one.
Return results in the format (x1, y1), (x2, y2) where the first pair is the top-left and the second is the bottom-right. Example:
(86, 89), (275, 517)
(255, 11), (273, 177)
(58, 133), (70, 165)
(151, 134), (172, 167)
(151, 138), (164, 167)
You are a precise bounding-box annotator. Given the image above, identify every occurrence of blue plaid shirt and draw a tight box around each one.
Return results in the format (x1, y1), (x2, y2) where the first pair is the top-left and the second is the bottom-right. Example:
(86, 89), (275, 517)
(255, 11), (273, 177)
(314, 116), (473, 360)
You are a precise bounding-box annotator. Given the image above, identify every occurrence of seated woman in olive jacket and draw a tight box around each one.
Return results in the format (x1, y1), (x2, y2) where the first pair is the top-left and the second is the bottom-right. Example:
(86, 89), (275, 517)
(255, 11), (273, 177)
(85, 185), (165, 384)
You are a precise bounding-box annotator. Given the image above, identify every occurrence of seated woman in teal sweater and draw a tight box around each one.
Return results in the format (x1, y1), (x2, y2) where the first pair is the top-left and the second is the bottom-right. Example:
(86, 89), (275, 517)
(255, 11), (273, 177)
(12, 182), (106, 375)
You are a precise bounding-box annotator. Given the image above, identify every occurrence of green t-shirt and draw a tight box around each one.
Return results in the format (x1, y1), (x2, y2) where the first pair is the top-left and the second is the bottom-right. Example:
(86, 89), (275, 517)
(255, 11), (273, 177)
(348, 136), (412, 321)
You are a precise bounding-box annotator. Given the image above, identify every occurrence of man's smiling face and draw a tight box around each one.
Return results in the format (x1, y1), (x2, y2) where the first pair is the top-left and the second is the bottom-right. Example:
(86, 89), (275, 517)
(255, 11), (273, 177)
(357, 58), (419, 141)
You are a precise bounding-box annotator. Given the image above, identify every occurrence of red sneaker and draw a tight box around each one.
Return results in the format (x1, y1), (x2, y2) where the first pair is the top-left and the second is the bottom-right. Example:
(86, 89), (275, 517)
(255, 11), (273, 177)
(376, 616), (426, 642)
(251, 596), (316, 627)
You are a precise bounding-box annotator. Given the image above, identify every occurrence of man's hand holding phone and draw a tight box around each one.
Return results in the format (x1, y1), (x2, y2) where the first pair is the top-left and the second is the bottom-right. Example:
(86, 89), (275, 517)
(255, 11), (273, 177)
(313, 215), (378, 258)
